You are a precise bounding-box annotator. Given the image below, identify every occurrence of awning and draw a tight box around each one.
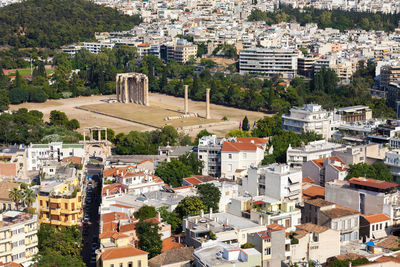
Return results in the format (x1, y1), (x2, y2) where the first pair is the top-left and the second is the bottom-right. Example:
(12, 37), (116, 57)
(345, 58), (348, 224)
(372, 230), (387, 240)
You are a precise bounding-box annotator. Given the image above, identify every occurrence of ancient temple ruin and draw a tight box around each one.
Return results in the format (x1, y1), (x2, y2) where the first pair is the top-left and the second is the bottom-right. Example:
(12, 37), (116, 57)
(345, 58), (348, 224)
(116, 73), (149, 106)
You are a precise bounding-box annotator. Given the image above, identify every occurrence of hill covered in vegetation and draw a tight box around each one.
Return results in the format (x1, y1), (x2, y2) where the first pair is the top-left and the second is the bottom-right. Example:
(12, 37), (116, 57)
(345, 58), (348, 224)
(0, 0), (141, 48)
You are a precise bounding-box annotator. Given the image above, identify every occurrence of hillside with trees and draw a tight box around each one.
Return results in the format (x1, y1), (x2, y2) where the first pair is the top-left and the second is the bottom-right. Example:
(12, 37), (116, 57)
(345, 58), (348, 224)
(0, 0), (141, 48)
(248, 6), (400, 32)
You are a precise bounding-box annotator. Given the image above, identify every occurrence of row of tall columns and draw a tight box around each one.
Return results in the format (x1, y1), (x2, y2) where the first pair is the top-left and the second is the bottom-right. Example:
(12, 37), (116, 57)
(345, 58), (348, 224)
(116, 73), (149, 106)
(183, 85), (210, 119)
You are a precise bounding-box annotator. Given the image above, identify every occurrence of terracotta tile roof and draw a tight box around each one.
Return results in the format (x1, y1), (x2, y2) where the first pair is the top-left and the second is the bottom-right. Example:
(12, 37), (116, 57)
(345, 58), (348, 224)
(296, 223), (329, 233)
(267, 223), (286, 231)
(183, 177), (202, 186)
(112, 232), (129, 239)
(150, 247), (193, 265)
(0, 263), (23, 267)
(99, 231), (115, 239)
(335, 253), (365, 261)
(361, 214), (390, 224)
(302, 177), (314, 184)
(119, 222), (137, 233)
(144, 217), (160, 224)
(102, 222), (118, 233)
(305, 198), (335, 207)
(101, 246), (147, 261)
(293, 229), (308, 239)
(311, 156), (346, 170)
(161, 237), (184, 252)
(321, 205), (359, 219)
(221, 141), (261, 152)
(102, 183), (124, 196)
(111, 204), (134, 209)
(253, 200), (265, 205)
(172, 185), (193, 190)
(257, 230), (271, 240)
(373, 256), (400, 264)
(0, 163), (17, 178)
(303, 185), (325, 199)
(237, 137), (268, 145)
(349, 177), (399, 190)
(102, 212), (129, 224)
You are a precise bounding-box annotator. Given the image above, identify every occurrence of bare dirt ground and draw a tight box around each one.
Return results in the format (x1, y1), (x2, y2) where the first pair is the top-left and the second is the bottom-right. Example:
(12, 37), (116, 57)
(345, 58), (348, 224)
(10, 93), (272, 136)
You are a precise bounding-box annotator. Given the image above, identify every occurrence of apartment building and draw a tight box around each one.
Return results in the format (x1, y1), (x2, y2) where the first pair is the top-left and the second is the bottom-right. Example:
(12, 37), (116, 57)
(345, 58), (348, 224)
(360, 214), (391, 242)
(243, 164), (302, 203)
(37, 168), (82, 227)
(380, 65), (400, 89)
(385, 149), (400, 183)
(303, 198), (360, 243)
(183, 210), (266, 248)
(239, 48), (299, 79)
(290, 223), (340, 265)
(386, 82), (400, 111)
(220, 138), (266, 179)
(0, 211), (38, 265)
(297, 56), (315, 77)
(286, 140), (346, 167)
(333, 143), (388, 165)
(325, 178), (400, 227)
(160, 40), (197, 64)
(302, 156), (348, 186)
(282, 104), (332, 140)
(0, 182), (20, 211)
(62, 42), (115, 56)
(247, 224), (287, 267)
(114, 171), (164, 196)
(26, 142), (84, 171)
(197, 135), (225, 177)
(193, 242), (261, 267)
(334, 106), (372, 123)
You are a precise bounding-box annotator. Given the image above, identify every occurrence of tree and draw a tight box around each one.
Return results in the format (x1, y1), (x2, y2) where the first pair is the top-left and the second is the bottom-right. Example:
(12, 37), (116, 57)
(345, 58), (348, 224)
(22, 188), (36, 208)
(197, 183), (221, 212)
(49, 110), (69, 127)
(226, 129), (251, 137)
(8, 187), (22, 210)
(66, 119), (80, 130)
(155, 160), (192, 187)
(175, 196), (206, 218)
(241, 243), (255, 248)
(242, 116), (250, 131)
(8, 87), (28, 104)
(134, 205), (157, 220)
(178, 152), (203, 175)
(346, 162), (393, 181)
(0, 90), (9, 112)
(28, 86), (48, 102)
(158, 207), (182, 234)
(136, 221), (162, 258)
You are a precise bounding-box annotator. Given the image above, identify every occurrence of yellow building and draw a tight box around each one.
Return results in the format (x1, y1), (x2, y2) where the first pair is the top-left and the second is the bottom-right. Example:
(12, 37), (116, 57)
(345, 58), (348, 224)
(98, 246), (148, 267)
(37, 175), (82, 226)
(0, 211), (39, 265)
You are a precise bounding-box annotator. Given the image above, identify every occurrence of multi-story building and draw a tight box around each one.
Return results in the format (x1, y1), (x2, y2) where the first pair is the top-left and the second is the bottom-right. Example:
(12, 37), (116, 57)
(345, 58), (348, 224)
(302, 156), (348, 186)
(115, 171), (165, 196)
(239, 48), (299, 79)
(333, 143), (388, 166)
(247, 224), (287, 267)
(98, 246), (148, 267)
(197, 135), (225, 177)
(243, 164), (302, 203)
(297, 56), (315, 77)
(302, 198), (360, 243)
(183, 210), (266, 248)
(193, 242), (261, 267)
(359, 214), (391, 242)
(0, 182), (20, 211)
(286, 140), (346, 167)
(334, 106), (372, 123)
(37, 168), (83, 227)
(282, 104), (332, 140)
(26, 142), (84, 171)
(385, 149), (400, 183)
(0, 211), (38, 265)
(380, 65), (400, 90)
(386, 82), (400, 112)
(290, 223), (340, 265)
(62, 42), (115, 56)
(325, 178), (400, 227)
(220, 138), (266, 179)
(160, 40), (197, 64)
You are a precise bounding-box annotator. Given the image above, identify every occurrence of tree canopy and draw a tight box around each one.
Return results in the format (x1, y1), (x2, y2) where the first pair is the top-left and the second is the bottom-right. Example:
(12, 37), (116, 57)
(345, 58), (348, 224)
(346, 162), (393, 181)
(134, 205), (157, 221)
(174, 196), (207, 218)
(136, 221), (162, 259)
(197, 183), (221, 212)
(0, 0), (141, 48)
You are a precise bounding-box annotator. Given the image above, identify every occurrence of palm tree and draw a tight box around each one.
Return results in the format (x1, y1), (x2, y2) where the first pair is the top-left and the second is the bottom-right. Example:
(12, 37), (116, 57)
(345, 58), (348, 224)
(23, 188), (36, 209)
(9, 187), (23, 210)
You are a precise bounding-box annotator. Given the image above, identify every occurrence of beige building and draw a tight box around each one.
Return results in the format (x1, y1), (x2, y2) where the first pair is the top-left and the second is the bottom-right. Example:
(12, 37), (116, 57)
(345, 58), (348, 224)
(98, 246), (148, 267)
(0, 182), (20, 211)
(290, 223), (340, 265)
(380, 65), (400, 89)
(333, 143), (388, 165)
(148, 247), (194, 267)
(0, 211), (38, 265)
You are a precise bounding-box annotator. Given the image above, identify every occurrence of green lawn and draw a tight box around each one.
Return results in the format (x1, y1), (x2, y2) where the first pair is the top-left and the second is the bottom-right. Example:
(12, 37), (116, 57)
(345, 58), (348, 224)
(7, 69), (54, 77)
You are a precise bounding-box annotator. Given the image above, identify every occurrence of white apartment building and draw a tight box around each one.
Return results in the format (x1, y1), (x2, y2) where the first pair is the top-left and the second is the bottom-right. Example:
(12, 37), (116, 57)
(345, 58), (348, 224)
(26, 143), (85, 171)
(243, 164), (302, 203)
(220, 140), (265, 179)
(198, 135), (225, 177)
(0, 211), (38, 265)
(62, 42), (115, 56)
(282, 104), (333, 140)
(286, 140), (346, 167)
(114, 171), (164, 196)
(239, 48), (299, 79)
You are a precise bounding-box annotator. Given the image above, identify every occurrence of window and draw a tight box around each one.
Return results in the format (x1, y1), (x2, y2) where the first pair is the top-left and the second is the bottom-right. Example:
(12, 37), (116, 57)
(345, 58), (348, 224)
(243, 153), (247, 159)
(228, 154), (232, 159)
(333, 222), (337, 229)
(64, 203), (68, 209)
(120, 264), (123, 267)
(128, 262), (133, 267)
(138, 260), (141, 267)
(264, 247), (271, 255)
(228, 164), (232, 172)
(372, 225), (375, 231)
(12, 242), (18, 248)
(18, 240), (24, 246)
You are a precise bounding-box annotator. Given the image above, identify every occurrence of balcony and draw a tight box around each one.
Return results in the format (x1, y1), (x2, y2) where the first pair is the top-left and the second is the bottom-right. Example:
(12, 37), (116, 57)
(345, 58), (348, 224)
(50, 209), (61, 215)
(50, 220), (61, 225)
(60, 209), (80, 214)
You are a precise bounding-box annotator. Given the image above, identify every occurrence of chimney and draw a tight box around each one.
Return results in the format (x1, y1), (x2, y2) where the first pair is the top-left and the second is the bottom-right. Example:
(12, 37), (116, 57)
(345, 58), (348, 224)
(209, 207), (213, 219)
(200, 209), (204, 217)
